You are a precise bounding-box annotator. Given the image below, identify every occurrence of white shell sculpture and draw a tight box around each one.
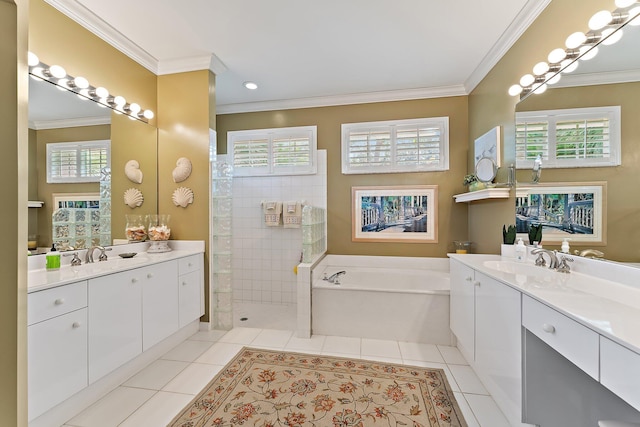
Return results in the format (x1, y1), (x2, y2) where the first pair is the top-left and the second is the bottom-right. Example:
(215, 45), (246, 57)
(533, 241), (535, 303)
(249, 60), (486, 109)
(172, 157), (192, 183)
(172, 187), (194, 208)
(124, 188), (144, 208)
(124, 160), (143, 184)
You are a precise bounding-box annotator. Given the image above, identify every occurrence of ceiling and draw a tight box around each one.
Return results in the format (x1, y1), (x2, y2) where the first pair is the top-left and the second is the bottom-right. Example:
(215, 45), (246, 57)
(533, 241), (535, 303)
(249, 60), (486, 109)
(43, 0), (550, 114)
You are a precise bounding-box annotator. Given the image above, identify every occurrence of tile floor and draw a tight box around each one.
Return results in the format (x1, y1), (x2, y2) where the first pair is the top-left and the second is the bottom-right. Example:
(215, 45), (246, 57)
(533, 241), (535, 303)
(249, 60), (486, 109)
(61, 304), (511, 427)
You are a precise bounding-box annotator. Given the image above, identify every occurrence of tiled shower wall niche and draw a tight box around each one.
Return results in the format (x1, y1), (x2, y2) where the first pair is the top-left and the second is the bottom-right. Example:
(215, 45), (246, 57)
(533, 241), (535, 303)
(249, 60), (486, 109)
(231, 150), (327, 305)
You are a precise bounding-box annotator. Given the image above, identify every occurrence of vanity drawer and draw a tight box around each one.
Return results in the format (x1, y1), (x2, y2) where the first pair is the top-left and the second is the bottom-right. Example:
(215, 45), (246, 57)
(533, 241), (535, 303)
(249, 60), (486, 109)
(178, 254), (202, 276)
(522, 295), (599, 380)
(600, 337), (640, 411)
(28, 281), (88, 326)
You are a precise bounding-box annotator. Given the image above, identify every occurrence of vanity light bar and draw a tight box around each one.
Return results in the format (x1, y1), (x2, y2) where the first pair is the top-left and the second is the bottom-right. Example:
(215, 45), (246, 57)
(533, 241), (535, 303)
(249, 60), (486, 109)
(27, 52), (154, 123)
(508, 0), (640, 98)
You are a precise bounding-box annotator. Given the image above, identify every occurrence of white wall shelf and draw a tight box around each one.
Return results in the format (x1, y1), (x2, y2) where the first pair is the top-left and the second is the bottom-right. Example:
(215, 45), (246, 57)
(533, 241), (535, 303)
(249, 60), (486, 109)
(453, 187), (510, 203)
(28, 201), (44, 208)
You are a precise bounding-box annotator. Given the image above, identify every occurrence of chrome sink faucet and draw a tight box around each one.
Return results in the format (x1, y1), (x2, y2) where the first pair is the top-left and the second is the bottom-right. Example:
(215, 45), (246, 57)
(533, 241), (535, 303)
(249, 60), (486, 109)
(85, 246), (112, 263)
(531, 248), (559, 270)
(323, 271), (346, 284)
(574, 248), (604, 259)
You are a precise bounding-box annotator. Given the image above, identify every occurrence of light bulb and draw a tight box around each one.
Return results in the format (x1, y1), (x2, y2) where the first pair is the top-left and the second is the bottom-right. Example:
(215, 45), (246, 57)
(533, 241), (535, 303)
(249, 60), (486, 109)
(532, 83), (548, 95)
(113, 95), (126, 107)
(601, 28), (623, 45)
(27, 52), (39, 67)
(48, 65), (66, 79)
(533, 62), (550, 76)
(565, 32), (587, 49)
(73, 76), (89, 89)
(548, 48), (567, 64)
(579, 45), (599, 60)
(629, 7), (640, 24)
(546, 72), (561, 85)
(615, 0), (636, 7)
(128, 103), (141, 114)
(589, 10), (613, 30)
(519, 74), (535, 87)
(94, 87), (109, 99)
(561, 59), (579, 74)
(143, 110), (154, 119)
(508, 84), (523, 96)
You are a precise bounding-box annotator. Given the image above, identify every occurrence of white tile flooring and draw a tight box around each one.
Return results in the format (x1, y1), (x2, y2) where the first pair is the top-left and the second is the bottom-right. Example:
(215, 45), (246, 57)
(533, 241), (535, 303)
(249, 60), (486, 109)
(61, 304), (511, 427)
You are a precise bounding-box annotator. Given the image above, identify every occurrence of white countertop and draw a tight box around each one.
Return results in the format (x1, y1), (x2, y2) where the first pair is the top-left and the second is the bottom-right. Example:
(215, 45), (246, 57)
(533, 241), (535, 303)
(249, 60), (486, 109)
(449, 253), (640, 355)
(28, 240), (205, 293)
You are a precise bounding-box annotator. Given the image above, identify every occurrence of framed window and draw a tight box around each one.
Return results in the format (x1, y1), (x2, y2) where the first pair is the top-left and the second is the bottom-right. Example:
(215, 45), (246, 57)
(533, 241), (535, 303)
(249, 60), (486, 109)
(47, 140), (110, 183)
(227, 126), (317, 177)
(515, 106), (620, 169)
(341, 117), (449, 174)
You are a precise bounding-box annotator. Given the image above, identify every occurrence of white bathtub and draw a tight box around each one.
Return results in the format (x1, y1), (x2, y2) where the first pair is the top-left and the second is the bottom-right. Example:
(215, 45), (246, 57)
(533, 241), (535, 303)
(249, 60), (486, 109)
(310, 255), (452, 345)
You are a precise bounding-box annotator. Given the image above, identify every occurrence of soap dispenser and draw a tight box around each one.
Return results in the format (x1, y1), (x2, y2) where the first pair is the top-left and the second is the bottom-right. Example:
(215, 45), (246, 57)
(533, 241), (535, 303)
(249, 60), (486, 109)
(515, 238), (526, 262)
(46, 243), (60, 270)
(561, 238), (570, 254)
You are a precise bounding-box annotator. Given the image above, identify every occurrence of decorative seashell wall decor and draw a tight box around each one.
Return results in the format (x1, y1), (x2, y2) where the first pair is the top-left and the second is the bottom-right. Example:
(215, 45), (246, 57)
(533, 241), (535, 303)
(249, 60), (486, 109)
(124, 188), (144, 208)
(172, 157), (192, 183)
(124, 160), (143, 184)
(172, 187), (194, 208)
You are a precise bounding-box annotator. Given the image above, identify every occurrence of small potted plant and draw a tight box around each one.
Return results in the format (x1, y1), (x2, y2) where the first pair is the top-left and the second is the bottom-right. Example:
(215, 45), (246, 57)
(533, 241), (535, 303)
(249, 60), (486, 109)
(463, 174), (485, 192)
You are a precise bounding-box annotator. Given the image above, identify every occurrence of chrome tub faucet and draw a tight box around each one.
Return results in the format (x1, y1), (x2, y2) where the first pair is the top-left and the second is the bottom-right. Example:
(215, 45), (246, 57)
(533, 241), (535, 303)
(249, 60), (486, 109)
(323, 271), (346, 284)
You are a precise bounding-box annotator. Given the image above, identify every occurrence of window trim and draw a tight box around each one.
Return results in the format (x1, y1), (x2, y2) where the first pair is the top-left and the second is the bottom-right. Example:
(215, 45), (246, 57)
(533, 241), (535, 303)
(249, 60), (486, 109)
(227, 125), (317, 177)
(341, 117), (449, 175)
(515, 106), (621, 169)
(46, 140), (111, 183)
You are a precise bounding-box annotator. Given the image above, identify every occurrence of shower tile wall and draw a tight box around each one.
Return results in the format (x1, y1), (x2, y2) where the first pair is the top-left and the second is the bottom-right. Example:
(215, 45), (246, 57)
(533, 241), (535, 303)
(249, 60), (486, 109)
(231, 150), (327, 305)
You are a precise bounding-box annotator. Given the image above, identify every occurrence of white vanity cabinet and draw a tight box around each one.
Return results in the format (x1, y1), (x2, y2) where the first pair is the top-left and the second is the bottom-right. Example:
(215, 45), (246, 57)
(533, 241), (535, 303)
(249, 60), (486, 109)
(449, 260), (524, 426)
(178, 254), (204, 327)
(88, 267), (143, 383)
(28, 281), (88, 421)
(142, 261), (179, 350)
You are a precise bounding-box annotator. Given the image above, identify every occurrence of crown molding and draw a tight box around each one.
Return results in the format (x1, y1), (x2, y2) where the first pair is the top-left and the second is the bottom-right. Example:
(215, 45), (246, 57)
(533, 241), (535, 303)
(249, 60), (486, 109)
(551, 69), (640, 88)
(30, 116), (111, 130)
(464, 0), (552, 93)
(217, 85), (468, 115)
(45, 0), (159, 73)
(157, 53), (228, 75)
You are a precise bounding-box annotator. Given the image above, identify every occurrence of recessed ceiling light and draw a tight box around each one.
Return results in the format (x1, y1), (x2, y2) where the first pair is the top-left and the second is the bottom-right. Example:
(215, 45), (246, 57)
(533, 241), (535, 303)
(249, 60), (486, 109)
(243, 81), (258, 90)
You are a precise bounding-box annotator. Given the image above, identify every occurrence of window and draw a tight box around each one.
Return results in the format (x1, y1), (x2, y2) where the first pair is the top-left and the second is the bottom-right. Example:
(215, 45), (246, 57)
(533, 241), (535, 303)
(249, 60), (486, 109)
(341, 117), (449, 174)
(515, 106), (620, 169)
(228, 126), (317, 177)
(47, 140), (110, 183)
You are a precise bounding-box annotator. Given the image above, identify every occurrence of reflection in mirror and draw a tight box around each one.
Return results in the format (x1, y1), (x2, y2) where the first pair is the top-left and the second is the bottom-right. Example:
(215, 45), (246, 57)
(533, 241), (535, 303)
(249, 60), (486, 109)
(515, 18), (640, 264)
(29, 76), (111, 252)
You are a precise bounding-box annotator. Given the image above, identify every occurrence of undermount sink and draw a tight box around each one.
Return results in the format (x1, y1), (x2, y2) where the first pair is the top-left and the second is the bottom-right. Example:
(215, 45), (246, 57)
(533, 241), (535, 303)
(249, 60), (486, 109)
(482, 260), (551, 276)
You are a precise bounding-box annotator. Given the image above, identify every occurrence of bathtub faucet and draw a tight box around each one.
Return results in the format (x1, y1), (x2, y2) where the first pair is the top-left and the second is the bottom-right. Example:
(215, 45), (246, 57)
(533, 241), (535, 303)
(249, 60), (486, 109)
(324, 271), (346, 284)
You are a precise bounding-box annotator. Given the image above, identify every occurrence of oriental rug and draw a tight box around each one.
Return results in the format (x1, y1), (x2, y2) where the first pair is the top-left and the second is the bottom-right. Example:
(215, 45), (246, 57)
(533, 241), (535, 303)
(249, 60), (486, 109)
(168, 347), (467, 427)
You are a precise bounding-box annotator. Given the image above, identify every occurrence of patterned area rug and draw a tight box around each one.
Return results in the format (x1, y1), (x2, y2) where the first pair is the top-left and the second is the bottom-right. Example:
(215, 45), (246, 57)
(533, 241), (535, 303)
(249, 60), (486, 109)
(169, 347), (467, 427)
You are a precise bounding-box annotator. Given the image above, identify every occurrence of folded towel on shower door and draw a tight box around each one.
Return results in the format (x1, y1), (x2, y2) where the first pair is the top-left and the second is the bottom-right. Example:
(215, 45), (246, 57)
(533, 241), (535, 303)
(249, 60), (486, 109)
(283, 201), (302, 228)
(263, 201), (282, 226)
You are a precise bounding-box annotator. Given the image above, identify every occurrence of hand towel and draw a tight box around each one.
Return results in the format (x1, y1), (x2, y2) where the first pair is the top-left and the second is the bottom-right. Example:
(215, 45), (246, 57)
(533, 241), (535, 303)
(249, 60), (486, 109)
(283, 201), (302, 228)
(264, 201), (282, 226)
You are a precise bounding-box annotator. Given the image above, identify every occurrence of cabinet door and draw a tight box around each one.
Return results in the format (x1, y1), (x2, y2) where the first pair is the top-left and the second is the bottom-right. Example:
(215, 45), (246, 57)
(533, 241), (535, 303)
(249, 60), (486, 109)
(142, 261), (179, 350)
(28, 308), (88, 421)
(474, 271), (522, 425)
(449, 258), (475, 362)
(88, 269), (142, 383)
(179, 270), (203, 327)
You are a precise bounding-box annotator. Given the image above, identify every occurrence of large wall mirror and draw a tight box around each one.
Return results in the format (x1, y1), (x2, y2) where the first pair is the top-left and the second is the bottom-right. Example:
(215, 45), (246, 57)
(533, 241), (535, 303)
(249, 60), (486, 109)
(29, 73), (158, 252)
(515, 16), (640, 263)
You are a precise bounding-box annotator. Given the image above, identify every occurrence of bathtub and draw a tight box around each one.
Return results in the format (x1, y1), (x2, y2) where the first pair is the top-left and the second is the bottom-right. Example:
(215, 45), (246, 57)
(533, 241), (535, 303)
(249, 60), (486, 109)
(310, 255), (452, 345)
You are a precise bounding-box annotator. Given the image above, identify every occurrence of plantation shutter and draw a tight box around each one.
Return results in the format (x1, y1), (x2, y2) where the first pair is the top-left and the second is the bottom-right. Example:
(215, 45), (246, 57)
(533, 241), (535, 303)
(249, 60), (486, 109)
(342, 117), (449, 174)
(232, 138), (269, 169)
(515, 121), (549, 162)
(555, 118), (610, 160)
(47, 140), (110, 183)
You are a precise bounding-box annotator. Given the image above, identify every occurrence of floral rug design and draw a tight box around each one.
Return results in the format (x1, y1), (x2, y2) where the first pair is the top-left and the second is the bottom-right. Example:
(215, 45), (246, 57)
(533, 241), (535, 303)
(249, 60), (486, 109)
(169, 347), (467, 427)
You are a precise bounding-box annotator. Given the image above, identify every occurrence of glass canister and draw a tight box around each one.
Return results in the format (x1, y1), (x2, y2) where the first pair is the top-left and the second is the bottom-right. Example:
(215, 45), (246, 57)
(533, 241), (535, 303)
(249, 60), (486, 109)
(454, 240), (473, 254)
(125, 214), (147, 242)
(147, 214), (172, 253)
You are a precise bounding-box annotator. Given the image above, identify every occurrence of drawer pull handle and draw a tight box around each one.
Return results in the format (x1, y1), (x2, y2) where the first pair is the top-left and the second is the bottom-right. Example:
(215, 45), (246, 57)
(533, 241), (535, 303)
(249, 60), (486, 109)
(54, 298), (65, 305)
(147, 273), (153, 279)
(188, 263), (193, 267)
(542, 323), (556, 333)
(473, 281), (481, 287)
(465, 276), (473, 282)
(72, 322), (81, 329)
(131, 278), (138, 283)
(182, 281), (187, 286)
